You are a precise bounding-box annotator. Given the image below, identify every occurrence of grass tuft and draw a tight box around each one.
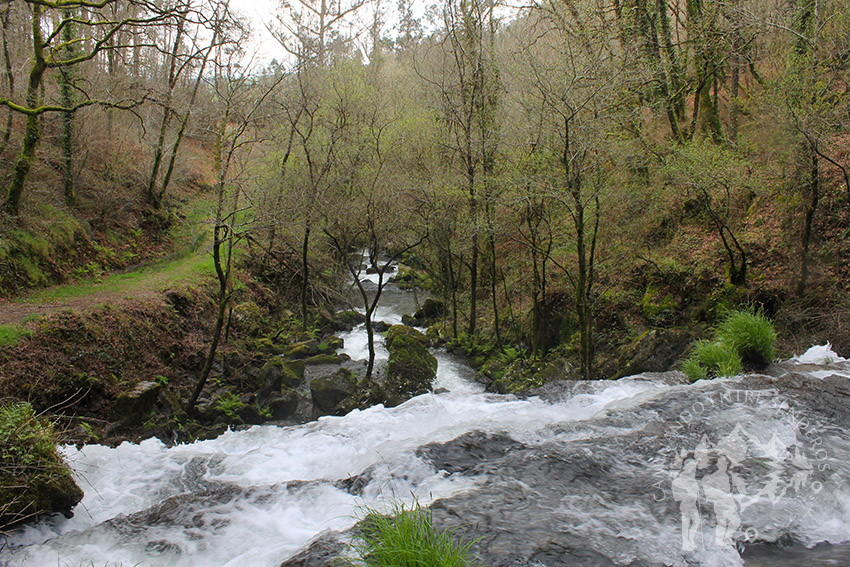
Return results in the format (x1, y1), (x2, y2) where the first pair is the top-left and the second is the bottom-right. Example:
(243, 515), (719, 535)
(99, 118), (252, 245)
(345, 502), (479, 567)
(716, 310), (777, 366)
(683, 340), (742, 382)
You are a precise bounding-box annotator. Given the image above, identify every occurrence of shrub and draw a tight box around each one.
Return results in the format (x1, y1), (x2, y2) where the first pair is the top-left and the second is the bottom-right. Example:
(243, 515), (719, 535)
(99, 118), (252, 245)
(716, 310), (777, 366)
(683, 340), (742, 382)
(346, 502), (478, 567)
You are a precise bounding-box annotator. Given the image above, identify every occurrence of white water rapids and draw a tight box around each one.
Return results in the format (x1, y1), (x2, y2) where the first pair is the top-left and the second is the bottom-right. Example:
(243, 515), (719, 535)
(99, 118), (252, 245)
(3, 266), (850, 566)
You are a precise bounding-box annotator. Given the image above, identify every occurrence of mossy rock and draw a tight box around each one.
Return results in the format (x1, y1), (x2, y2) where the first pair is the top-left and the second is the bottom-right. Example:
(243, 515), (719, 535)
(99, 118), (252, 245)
(616, 329), (691, 378)
(110, 381), (162, 426)
(310, 368), (359, 414)
(258, 358), (303, 395)
(255, 338), (286, 356)
(325, 336), (344, 350)
(318, 309), (366, 333)
(304, 354), (341, 366)
(0, 402), (84, 527)
(384, 326), (437, 406)
(285, 340), (320, 359)
(413, 298), (446, 323)
(285, 360), (306, 380)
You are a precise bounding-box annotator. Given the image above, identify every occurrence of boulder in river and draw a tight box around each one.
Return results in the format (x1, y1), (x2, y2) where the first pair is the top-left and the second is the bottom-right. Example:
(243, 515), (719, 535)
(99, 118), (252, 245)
(310, 368), (359, 415)
(383, 325), (437, 406)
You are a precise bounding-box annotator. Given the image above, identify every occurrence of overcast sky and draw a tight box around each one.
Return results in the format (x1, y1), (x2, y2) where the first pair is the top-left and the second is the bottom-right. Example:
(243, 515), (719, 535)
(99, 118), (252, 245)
(229, 0), (285, 65)
(226, 0), (434, 67)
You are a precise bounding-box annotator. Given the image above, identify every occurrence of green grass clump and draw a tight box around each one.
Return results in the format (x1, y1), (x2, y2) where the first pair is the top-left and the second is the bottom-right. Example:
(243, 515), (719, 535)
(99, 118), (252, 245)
(682, 309), (777, 382)
(346, 503), (479, 567)
(716, 310), (777, 366)
(683, 340), (742, 382)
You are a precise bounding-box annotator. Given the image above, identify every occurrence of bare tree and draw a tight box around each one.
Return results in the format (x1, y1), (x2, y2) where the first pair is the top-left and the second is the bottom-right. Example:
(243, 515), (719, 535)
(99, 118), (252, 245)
(186, 49), (285, 416)
(1, 0), (181, 216)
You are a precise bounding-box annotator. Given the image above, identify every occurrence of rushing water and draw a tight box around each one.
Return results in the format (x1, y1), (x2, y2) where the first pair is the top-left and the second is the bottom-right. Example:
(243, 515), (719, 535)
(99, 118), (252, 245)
(3, 268), (850, 566)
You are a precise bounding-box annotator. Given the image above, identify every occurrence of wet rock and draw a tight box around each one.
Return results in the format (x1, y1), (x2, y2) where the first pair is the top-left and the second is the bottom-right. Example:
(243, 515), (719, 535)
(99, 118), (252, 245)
(401, 313), (417, 327)
(258, 358), (303, 403)
(310, 368), (359, 414)
(616, 329), (691, 378)
(373, 320), (390, 333)
(236, 404), (263, 425)
(418, 432), (524, 475)
(413, 298), (445, 325)
(279, 531), (346, 567)
(383, 325), (437, 406)
(111, 381), (161, 425)
(268, 389), (300, 420)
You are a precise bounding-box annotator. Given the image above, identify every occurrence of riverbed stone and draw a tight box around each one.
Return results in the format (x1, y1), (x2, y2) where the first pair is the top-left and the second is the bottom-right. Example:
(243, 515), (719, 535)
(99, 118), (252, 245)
(413, 298), (445, 324)
(258, 358), (302, 402)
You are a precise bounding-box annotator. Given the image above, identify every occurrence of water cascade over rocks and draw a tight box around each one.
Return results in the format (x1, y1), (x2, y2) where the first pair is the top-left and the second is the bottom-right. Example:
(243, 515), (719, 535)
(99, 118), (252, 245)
(3, 261), (850, 567)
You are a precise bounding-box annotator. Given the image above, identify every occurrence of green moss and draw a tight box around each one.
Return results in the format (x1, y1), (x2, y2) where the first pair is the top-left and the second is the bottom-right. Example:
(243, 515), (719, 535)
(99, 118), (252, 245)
(641, 284), (679, 326)
(0, 402), (83, 527)
(384, 326), (437, 406)
(304, 354), (340, 366)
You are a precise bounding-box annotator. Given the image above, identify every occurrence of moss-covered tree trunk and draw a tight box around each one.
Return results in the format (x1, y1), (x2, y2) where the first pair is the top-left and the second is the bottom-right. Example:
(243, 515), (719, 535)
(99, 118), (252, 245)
(5, 5), (46, 216)
(0, 3), (15, 156)
(58, 9), (77, 207)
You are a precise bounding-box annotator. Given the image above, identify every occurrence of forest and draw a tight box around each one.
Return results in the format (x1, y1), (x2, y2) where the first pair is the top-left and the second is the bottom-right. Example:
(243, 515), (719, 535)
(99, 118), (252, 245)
(0, 0), (849, 558)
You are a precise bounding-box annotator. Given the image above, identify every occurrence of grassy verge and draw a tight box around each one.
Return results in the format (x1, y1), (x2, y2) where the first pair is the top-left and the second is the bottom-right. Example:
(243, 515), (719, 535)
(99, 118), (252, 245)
(14, 198), (217, 305)
(0, 325), (31, 348)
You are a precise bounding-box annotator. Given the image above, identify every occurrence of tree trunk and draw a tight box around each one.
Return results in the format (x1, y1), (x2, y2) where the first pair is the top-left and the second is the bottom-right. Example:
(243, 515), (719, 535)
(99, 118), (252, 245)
(300, 220), (311, 330)
(796, 149), (819, 296)
(58, 10), (76, 206)
(0, 3), (14, 156)
(5, 6), (46, 216)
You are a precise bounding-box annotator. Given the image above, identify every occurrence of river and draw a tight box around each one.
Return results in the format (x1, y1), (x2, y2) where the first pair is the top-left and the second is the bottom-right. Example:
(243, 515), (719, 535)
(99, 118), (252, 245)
(2, 263), (850, 567)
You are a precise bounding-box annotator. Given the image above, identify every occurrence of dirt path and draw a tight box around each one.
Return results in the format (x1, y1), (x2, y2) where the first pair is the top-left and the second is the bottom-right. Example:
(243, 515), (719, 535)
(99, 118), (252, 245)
(0, 247), (212, 327)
